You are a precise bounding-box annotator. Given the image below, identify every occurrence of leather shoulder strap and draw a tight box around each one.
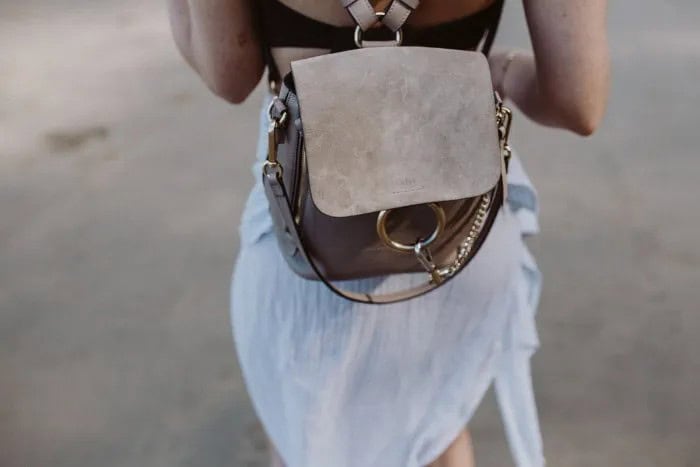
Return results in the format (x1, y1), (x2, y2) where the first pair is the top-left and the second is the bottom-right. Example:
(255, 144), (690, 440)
(480, 0), (505, 56)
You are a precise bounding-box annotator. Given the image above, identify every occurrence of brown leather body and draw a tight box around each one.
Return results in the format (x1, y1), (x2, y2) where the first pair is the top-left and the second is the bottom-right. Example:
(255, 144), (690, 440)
(267, 47), (506, 282)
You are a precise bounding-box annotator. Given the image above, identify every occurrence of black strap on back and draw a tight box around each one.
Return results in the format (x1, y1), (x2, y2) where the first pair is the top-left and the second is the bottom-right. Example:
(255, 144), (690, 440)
(480, 0), (505, 56)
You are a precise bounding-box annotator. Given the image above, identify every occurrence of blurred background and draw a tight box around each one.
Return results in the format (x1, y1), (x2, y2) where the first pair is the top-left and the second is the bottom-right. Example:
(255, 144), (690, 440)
(1, 0), (699, 466)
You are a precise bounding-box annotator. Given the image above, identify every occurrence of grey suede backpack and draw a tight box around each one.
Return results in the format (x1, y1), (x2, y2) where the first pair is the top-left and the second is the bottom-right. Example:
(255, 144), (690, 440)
(262, 0), (513, 304)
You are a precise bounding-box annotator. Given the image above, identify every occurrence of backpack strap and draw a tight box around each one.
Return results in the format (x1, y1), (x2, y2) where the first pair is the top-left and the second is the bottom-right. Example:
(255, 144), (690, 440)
(382, 0), (420, 31)
(340, 0), (421, 32)
(480, 0), (505, 56)
(340, 0), (378, 30)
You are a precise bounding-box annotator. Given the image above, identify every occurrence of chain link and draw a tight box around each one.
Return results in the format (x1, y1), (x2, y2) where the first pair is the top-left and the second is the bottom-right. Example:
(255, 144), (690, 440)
(432, 96), (513, 282)
(435, 192), (492, 281)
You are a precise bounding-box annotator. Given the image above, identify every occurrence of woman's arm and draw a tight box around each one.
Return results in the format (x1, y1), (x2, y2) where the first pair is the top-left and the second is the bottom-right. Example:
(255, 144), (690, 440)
(167, 0), (264, 104)
(490, 1), (610, 136)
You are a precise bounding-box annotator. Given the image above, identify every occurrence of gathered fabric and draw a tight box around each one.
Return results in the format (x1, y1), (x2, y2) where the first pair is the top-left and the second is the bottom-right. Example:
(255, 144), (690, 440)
(231, 96), (545, 467)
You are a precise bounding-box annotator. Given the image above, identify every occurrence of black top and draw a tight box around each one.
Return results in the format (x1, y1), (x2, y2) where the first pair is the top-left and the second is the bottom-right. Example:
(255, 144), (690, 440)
(259, 0), (505, 82)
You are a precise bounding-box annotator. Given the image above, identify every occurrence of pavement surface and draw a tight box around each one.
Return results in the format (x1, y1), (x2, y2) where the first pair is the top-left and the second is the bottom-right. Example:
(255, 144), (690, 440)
(1, 1), (699, 466)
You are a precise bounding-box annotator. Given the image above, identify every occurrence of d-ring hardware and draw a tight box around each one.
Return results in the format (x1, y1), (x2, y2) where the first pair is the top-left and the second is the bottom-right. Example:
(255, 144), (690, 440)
(354, 12), (403, 48)
(376, 203), (446, 252)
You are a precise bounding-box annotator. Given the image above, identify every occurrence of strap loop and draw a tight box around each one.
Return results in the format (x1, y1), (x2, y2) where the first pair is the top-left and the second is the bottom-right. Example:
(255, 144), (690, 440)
(354, 11), (403, 48)
(340, 0), (421, 32)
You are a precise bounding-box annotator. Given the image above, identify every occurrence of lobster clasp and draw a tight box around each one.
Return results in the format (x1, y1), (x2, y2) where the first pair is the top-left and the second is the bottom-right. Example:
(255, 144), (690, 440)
(266, 98), (288, 166)
(414, 242), (443, 285)
(495, 95), (513, 169)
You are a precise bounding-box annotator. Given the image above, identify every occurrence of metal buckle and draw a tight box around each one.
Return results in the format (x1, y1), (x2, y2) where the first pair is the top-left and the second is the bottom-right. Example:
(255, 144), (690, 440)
(266, 99), (288, 166)
(267, 98), (288, 127)
(262, 160), (283, 179)
(354, 12), (403, 48)
(495, 92), (513, 170)
(376, 203), (446, 252)
(414, 242), (443, 285)
(267, 121), (281, 164)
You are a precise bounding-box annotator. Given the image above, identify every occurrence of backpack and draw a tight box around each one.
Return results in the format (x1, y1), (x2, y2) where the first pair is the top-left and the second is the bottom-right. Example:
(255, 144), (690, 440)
(262, 0), (512, 304)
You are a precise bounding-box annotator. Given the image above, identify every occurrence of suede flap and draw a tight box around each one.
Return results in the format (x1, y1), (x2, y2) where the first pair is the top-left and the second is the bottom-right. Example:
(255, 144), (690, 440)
(291, 47), (501, 218)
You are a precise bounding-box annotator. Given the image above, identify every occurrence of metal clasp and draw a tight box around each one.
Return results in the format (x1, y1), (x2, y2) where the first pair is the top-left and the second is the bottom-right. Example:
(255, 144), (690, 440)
(376, 203), (446, 284)
(263, 98), (288, 176)
(495, 93), (513, 168)
(414, 242), (443, 285)
(354, 12), (403, 48)
(376, 203), (446, 253)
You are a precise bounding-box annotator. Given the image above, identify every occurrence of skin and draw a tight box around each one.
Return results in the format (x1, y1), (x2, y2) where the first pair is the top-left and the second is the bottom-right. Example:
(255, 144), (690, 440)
(167, 0), (609, 134)
(167, 1), (609, 465)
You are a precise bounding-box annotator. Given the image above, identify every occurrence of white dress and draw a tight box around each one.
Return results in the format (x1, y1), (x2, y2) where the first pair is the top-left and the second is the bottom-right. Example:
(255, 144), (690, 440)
(231, 96), (545, 467)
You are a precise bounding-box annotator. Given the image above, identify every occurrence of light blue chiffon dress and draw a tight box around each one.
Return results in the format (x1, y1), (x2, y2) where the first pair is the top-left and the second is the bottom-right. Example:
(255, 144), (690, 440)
(231, 96), (545, 467)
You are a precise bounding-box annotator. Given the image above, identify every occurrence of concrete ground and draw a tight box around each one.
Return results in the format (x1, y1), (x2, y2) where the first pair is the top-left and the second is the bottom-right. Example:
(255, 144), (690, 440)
(1, 1), (698, 466)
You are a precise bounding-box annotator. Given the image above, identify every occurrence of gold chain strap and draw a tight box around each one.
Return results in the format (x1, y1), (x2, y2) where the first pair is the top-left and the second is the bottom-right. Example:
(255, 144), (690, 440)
(430, 95), (513, 283)
(435, 192), (493, 281)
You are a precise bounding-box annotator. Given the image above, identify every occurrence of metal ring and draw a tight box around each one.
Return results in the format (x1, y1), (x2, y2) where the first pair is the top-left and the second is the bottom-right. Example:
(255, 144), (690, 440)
(376, 203), (446, 252)
(262, 160), (283, 179)
(354, 12), (403, 49)
(267, 99), (288, 127)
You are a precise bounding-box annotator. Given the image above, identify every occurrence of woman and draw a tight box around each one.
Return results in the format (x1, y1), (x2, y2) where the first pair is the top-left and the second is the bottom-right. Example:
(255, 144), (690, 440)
(167, 1), (609, 466)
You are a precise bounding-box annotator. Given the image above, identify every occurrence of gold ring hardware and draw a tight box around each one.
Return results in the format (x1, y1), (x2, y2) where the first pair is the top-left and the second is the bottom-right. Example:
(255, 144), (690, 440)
(354, 12), (403, 48)
(376, 203), (446, 252)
